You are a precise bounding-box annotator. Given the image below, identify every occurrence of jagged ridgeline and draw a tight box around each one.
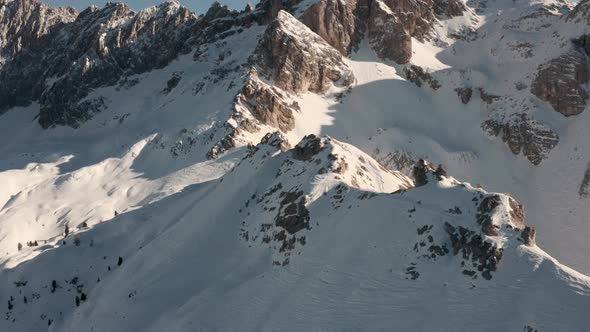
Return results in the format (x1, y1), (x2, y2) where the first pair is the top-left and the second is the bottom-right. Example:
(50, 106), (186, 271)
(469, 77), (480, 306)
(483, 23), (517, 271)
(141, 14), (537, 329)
(2, 0), (590, 331)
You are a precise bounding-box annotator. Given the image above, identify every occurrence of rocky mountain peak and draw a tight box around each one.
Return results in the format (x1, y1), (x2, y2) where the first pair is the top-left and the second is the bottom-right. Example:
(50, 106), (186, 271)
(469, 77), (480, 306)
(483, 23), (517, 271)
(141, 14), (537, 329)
(255, 10), (353, 94)
(0, 0), (77, 64)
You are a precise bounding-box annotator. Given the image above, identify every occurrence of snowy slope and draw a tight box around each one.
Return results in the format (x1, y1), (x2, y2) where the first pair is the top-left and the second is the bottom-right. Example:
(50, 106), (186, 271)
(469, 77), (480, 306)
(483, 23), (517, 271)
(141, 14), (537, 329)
(2, 133), (589, 331)
(1, 0), (590, 330)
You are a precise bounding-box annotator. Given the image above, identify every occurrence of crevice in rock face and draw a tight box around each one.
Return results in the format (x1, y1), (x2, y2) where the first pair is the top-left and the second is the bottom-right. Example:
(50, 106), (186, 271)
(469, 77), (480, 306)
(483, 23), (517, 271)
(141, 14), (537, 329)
(482, 113), (559, 165)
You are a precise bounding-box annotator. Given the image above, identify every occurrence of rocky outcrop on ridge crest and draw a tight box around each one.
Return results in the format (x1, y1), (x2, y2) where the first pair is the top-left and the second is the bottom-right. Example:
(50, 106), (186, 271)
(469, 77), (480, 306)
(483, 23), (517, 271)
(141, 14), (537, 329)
(531, 50), (589, 117)
(255, 10), (353, 94)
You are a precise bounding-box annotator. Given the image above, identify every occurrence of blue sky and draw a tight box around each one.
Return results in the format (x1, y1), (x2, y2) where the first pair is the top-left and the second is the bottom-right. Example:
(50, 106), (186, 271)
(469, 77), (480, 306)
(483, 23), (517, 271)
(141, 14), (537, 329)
(44, 0), (252, 13)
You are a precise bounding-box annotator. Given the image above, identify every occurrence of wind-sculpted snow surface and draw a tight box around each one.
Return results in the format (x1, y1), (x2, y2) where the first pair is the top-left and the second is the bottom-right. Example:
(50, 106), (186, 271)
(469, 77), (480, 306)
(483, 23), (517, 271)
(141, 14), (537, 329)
(1, 134), (590, 331)
(1, 0), (590, 330)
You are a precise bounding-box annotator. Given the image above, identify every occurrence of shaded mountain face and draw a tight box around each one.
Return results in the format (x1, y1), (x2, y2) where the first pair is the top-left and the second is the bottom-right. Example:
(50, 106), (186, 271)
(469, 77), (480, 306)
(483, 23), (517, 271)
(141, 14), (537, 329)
(1, 0), (590, 331)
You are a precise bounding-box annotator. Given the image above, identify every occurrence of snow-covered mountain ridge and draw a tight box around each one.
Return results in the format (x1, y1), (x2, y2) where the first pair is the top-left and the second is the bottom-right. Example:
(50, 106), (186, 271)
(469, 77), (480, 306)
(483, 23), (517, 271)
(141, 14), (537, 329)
(1, 0), (590, 330)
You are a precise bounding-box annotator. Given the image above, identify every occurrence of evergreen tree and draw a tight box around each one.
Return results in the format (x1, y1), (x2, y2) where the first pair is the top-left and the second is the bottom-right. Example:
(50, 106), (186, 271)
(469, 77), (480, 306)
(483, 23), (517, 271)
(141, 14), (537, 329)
(117, 256), (123, 266)
(17, 242), (22, 251)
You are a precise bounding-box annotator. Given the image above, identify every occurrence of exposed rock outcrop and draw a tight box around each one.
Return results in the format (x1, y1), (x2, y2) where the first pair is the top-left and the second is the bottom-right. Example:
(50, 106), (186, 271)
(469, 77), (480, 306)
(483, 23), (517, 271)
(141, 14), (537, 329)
(403, 65), (441, 89)
(300, 0), (452, 64)
(260, 131), (292, 152)
(240, 69), (299, 132)
(567, 0), (590, 24)
(482, 113), (559, 165)
(0, 1), (262, 128)
(520, 226), (536, 246)
(531, 50), (589, 117)
(579, 162), (590, 198)
(508, 197), (526, 229)
(0, 0), (77, 65)
(434, 0), (466, 18)
(293, 134), (324, 161)
(455, 87), (473, 104)
(275, 190), (310, 234)
(368, 0), (412, 64)
(573, 34), (590, 57)
(444, 222), (504, 280)
(301, 0), (367, 55)
(256, 10), (353, 94)
(478, 88), (500, 104)
(412, 159), (434, 186)
(434, 164), (448, 180)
